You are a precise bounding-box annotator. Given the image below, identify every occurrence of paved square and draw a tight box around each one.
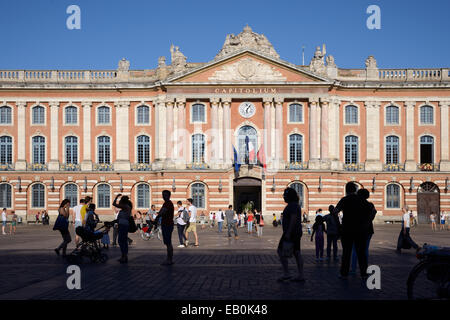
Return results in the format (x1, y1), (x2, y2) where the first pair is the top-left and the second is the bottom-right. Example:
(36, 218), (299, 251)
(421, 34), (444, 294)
(0, 222), (448, 300)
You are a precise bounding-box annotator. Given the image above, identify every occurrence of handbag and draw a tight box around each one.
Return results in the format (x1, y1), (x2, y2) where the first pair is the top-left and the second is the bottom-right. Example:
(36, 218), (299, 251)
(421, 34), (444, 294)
(53, 214), (68, 231)
(128, 215), (138, 233)
(259, 217), (265, 226)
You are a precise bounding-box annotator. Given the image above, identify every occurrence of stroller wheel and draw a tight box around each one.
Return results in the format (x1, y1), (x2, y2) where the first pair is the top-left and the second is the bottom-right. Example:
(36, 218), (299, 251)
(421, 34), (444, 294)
(99, 253), (108, 263)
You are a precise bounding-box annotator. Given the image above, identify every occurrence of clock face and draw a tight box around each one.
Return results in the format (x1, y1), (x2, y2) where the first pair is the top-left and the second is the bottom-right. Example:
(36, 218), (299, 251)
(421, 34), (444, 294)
(239, 102), (256, 118)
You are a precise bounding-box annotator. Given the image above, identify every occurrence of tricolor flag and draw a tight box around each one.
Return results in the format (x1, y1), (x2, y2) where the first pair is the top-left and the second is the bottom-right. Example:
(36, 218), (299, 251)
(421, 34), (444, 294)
(233, 145), (240, 172)
(248, 140), (255, 163)
(257, 144), (267, 172)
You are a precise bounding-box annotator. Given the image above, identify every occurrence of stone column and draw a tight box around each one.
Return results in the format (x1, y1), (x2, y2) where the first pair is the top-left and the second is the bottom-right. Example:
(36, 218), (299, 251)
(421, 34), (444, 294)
(270, 100), (276, 163)
(274, 97), (284, 169)
(320, 98), (330, 169)
(114, 101), (131, 171)
(328, 98), (341, 170)
(48, 102), (60, 171)
(81, 102), (93, 171)
(218, 100), (224, 167)
(263, 97), (272, 168)
(308, 97), (321, 169)
(153, 96), (166, 170)
(15, 102), (27, 170)
(210, 98), (220, 168)
(365, 101), (382, 171)
(165, 100), (174, 168)
(175, 97), (186, 169)
(404, 101), (416, 171)
(222, 98), (232, 166)
(439, 101), (450, 171)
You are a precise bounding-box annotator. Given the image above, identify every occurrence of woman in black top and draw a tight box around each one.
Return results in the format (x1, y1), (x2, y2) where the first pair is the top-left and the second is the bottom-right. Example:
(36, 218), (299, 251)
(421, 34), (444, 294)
(55, 199), (71, 257)
(113, 194), (132, 263)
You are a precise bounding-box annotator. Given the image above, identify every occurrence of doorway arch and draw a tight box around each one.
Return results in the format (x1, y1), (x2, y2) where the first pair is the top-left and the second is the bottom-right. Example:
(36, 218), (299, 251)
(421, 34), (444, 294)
(417, 182), (440, 224)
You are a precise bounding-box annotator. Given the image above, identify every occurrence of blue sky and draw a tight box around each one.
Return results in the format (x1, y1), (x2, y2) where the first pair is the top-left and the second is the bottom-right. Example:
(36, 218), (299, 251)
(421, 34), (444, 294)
(0, 0), (449, 70)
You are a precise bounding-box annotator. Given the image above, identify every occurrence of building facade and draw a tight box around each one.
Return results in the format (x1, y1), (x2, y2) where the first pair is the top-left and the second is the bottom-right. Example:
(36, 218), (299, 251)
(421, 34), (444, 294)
(0, 26), (449, 222)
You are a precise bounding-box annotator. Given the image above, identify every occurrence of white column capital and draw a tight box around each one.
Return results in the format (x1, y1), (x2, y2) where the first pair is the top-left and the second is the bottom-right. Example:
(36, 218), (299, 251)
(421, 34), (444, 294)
(49, 101), (60, 108)
(439, 101), (450, 108)
(210, 97), (220, 106)
(114, 101), (130, 108)
(364, 101), (378, 108)
(82, 101), (92, 108)
(16, 101), (27, 108)
(262, 97), (274, 104)
(404, 101), (416, 108)
(274, 96), (284, 105)
(309, 97), (319, 106)
(176, 97), (186, 105)
(221, 97), (232, 105)
(165, 100), (174, 108)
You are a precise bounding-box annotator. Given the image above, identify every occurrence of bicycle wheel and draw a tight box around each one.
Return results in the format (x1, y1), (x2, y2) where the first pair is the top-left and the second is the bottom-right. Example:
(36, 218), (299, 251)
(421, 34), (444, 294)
(407, 261), (450, 300)
(140, 230), (151, 241)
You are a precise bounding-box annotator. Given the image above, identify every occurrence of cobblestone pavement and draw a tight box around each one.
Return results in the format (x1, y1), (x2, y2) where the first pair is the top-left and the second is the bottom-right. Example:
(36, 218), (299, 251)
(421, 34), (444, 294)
(0, 223), (448, 300)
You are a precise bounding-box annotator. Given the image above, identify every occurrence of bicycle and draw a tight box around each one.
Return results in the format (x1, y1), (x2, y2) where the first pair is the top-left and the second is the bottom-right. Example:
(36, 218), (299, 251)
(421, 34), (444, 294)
(407, 244), (450, 300)
(139, 222), (162, 241)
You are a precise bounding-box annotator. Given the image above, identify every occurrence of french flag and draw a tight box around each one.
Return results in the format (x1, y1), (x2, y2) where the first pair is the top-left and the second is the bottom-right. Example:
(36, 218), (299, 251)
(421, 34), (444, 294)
(248, 140), (255, 162)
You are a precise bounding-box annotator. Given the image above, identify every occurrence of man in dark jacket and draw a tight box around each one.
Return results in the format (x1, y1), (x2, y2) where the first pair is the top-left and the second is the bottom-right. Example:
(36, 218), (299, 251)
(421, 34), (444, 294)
(323, 205), (340, 261)
(334, 182), (372, 280)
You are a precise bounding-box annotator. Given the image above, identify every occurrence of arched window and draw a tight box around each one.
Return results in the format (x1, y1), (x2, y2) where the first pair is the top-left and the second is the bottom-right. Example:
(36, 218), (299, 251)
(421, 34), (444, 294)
(98, 106), (110, 124)
(65, 106), (77, 124)
(289, 103), (303, 122)
(32, 106), (45, 124)
(420, 105), (433, 124)
(192, 134), (205, 163)
(237, 126), (258, 164)
(64, 184), (78, 208)
(137, 135), (150, 164)
(0, 136), (12, 164)
(386, 106), (399, 124)
(289, 134), (303, 163)
(0, 106), (12, 124)
(137, 105), (150, 124)
(0, 184), (11, 208)
(420, 135), (434, 164)
(97, 136), (111, 164)
(192, 103), (205, 123)
(191, 183), (205, 208)
(386, 136), (399, 164)
(97, 184), (110, 208)
(386, 184), (400, 208)
(32, 183), (45, 208)
(65, 136), (78, 164)
(344, 135), (358, 164)
(290, 182), (304, 208)
(32, 136), (46, 164)
(137, 184), (150, 208)
(345, 105), (358, 124)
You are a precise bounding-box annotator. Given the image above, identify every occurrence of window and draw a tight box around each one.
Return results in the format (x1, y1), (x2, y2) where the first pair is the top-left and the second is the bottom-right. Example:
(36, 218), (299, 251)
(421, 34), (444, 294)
(32, 184), (45, 208)
(191, 183), (205, 208)
(289, 134), (303, 163)
(386, 106), (399, 124)
(386, 184), (400, 208)
(420, 105), (433, 124)
(32, 136), (46, 164)
(65, 136), (78, 164)
(345, 105), (358, 124)
(65, 106), (77, 124)
(192, 103), (205, 123)
(192, 134), (205, 163)
(32, 106), (45, 124)
(420, 136), (434, 164)
(0, 106), (12, 124)
(289, 103), (303, 122)
(64, 184), (78, 208)
(137, 184), (150, 208)
(137, 105), (150, 124)
(237, 126), (258, 164)
(97, 136), (111, 164)
(290, 182), (304, 208)
(386, 136), (399, 164)
(0, 184), (11, 208)
(137, 135), (150, 164)
(97, 184), (110, 208)
(98, 106), (110, 124)
(0, 136), (12, 164)
(344, 136), (358, 164)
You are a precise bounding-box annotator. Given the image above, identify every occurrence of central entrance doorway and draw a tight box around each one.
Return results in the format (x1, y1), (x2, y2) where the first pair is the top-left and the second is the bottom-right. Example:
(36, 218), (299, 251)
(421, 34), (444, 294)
(233, 177), (261, 214)
(417, 182), (440, 224)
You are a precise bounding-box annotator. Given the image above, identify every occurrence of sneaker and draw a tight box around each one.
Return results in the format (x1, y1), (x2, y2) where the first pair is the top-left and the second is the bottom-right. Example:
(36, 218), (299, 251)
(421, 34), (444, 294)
(185, 240), (189, 246)
(177, 245), (185, 248)
(54, 248), (60, 256)
(277, 274), (292, 282)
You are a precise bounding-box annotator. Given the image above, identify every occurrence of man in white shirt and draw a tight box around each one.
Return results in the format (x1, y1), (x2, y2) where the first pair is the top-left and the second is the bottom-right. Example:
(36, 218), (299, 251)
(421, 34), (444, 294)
(396, 207), (420, 254)
(2, 208), (7, 235)
(72, 199), (85, 245)
(176, 201), (187, 248)
(216, 209), (224, 233)
(185, 198), (199, 246)
(209, 212), (215, 228)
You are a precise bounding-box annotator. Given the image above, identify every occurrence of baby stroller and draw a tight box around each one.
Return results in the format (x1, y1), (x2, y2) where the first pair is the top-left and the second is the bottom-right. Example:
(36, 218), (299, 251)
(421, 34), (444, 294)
(66, 221), (114, 264)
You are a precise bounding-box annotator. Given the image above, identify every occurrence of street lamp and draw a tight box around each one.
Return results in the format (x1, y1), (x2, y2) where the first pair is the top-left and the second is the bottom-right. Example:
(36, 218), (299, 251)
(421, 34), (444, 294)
(50, 177), (55, 192)
(218, 179), (223, 192)
(17, 177), (21, 193)
(120, 176), (124, 192)
(83, 176), (87, 193)
(271, 177), (276, 192)
(372, 177), (376, 192)
(172, 178), (176, 192)
(409, 177), (414, 193)
(318, 176), (322, 191)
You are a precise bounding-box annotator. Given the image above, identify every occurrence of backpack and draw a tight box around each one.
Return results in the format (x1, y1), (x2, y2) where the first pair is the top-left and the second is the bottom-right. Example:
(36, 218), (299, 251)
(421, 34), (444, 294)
(221, 212), (225, 220)
(182, 209), (190, 223)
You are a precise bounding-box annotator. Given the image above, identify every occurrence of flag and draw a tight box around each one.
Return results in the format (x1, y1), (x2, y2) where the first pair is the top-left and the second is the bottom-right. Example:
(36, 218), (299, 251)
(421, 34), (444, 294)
(257, 144), (267, 172)
(248, 140), (255, 163)
(233, 145), (240, 172)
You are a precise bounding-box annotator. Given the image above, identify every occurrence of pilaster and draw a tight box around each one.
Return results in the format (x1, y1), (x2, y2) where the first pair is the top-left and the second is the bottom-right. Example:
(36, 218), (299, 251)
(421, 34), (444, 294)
(114, 101), (131, 171)
(81, 102), (93, 171)
(48, 102), (60, 171)
(439, 101), (450, 171)
(364, 101), (382, 171)
(15, 102), (27, 171)
(405, 101), (416, 171)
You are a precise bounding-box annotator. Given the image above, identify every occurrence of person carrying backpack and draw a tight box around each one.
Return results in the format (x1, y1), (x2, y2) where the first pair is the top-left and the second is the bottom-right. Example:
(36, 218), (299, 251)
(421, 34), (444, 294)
(176, 201), (188, 248)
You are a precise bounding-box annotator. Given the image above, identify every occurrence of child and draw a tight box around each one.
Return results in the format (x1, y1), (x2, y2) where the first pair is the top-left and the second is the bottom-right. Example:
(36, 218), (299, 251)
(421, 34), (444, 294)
(102, 225), (111, 249)
(258, 215), (264, 237)
(311, 215), (326, 261)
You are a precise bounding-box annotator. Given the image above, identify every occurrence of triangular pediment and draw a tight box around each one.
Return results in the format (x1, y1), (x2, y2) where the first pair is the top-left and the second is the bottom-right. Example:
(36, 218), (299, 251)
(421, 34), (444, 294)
(165, 50), (330, 84)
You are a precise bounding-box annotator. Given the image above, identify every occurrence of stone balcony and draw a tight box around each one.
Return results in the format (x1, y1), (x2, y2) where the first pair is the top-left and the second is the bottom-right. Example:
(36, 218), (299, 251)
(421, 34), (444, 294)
(343, 163), (365, 171)
(60, 163), (81, 171)
(186, 162), (209, 170)
(285, 162), (309, 170)
(27, 163), (48, 171)
(418, 163), (440, 172)
(93, 163), (114, 171)
(383, 163), (405, 172)
(131, 163), (152, 171)
(0, 164), (14, 171)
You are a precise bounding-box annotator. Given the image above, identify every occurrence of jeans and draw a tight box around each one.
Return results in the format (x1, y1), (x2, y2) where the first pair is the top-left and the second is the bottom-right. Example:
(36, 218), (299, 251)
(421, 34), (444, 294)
(118, 224), (129, 256)
(218, 221), (223, 233)
(257, 226), (263, 237)
(326, 234), (339, 258)
(227, 222), (238, 237)
(247, 221), (253, 232)
(315, 234), (324, 258)
(351, 233), (372, 271)
(341, 233), (368, 277)
(177, 224), (187, 245)
(57, 229), (72, 255)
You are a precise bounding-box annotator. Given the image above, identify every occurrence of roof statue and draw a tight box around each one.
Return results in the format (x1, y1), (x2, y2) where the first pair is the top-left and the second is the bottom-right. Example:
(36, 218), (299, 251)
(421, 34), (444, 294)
(170, 44), (187, 74)
(117, 58), (130, 72)
(215, 25), (280, 59)
(309, 44), (327, 75)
